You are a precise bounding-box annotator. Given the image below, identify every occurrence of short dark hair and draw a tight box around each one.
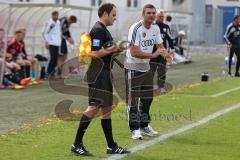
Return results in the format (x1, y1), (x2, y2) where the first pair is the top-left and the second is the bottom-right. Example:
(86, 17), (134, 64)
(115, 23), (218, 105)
(0, 28), (4, 32)
(142, 4), (156, 14)
(52, 11), (59, 16)
(98, 3), (116, 18)
(14, 30), (23, 34)
(166, 15), (172, 22)
(69, 15), (77, 23)
(233, 15), (240, 21)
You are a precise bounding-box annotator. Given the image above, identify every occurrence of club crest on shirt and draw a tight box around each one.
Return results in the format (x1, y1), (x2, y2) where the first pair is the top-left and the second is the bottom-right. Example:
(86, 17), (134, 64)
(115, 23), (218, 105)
(92, 39), (100, 47)
(142, 32), (146, 38)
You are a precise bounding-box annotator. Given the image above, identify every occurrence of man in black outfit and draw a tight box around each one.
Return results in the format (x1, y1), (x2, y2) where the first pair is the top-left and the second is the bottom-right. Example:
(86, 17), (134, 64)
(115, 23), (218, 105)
(226, 15), (240, 77)
(58, 15), (77, 77)
(150, 10), (174, 93)
(224, 16), (240, 76)
(71, 3), (129, 156)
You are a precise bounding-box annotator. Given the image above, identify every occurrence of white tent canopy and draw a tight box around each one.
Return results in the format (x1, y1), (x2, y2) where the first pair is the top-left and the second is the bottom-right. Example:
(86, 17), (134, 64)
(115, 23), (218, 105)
(0, 2), (93, 83)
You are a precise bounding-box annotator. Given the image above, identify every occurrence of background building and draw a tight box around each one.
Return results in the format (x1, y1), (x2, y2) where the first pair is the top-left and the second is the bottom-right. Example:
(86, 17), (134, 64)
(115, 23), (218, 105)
(1, 0), (240, 45)
(205, 0), (240, 44)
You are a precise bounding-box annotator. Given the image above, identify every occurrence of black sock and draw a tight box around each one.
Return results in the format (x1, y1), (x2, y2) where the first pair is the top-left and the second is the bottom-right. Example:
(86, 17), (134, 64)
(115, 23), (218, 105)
(229, 64), (231, 74)
(40, 66), (46, 79)
(236, 57), (240, 75)
(25, 66), (31, 78)
(20, 66), (26, 78)
(17, 68), (25, 80)
(101, 119), (116, 148)
(74, 114), (91, 147)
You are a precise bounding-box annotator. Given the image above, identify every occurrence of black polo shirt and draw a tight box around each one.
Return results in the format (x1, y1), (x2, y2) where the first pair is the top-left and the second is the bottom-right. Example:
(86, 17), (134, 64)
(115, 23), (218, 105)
(89, 21), (113, 70)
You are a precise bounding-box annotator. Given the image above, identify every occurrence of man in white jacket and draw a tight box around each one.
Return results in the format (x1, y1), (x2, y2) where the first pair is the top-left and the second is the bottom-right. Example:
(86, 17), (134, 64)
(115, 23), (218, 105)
(125, 4), (172, 140)
(42, 11), (61, 78)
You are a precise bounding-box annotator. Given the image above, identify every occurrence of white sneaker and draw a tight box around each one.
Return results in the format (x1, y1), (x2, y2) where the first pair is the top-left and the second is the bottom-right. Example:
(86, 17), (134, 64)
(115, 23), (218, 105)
(131, 129), (143, 140)
(141, 125), (158, 137)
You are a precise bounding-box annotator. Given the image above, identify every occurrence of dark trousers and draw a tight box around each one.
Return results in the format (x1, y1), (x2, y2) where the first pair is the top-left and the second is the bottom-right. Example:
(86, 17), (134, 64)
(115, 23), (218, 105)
(125, 69), (153, 131)
(47, 45), (59, 75)
(234, 48), (240, 75)
(228, 47), (235, 73)
(229, 47), (240, 75)
(150, 56), (167, 88)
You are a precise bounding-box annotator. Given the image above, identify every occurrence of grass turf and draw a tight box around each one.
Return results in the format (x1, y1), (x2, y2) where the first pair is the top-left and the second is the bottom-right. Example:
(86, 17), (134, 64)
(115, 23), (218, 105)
(0, 54), (226, 133)
(0, 77), (240, 160)
(122, 103), (240, 160)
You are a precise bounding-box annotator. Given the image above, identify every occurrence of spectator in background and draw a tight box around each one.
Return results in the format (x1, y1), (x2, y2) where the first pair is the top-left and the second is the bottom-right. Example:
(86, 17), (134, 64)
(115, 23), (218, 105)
(7, 30), (32, 78)
(42, 11), (61, 79)
(0, 28), (21, 72)
(150, 10), (174, 93)
(224, 15), (240, 76)
(174, 30), (186, 56)
(224, 15), (240, 77)
(58, 15), (77, 77)
(19, 28), (38, 78)
(165, 15), (172, 28)
(1, 29), (26, 88)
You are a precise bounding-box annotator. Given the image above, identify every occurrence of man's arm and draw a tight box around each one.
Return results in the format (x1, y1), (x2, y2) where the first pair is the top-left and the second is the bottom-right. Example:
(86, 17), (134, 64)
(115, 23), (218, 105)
(130, 43), (166, 59)
(155, 43), (168, 57)
(224, 24), (233, 46)
(155, 43), (174, 63)
(165, 26), (174, 49)
(90, 28), (120, 58)
(92, 47), (117, 58)
(42, 21), (51, 49)
(130, 45), (155, 59)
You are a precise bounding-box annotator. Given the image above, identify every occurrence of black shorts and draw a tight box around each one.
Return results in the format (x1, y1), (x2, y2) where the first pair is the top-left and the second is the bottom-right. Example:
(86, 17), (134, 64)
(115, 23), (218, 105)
(87, 69), (113, 107)
(60, 39), (68, 56)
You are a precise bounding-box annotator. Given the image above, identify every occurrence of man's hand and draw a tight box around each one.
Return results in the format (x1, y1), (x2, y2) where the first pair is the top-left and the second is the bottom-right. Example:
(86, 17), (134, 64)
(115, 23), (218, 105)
(6, 53), (12, 61)
(68, 37), (74, 45)
(104, 41), (123, 54)
(165, 50), (174, 64)
(227, 44), (232, 48)
(45, 42), (49, 50)
(152, 47), (166, 58)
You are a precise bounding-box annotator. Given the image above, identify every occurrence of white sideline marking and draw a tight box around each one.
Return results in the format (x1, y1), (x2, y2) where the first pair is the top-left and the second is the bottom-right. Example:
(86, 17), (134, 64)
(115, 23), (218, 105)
(211, 87), (240, 98)
(106, 103), (240, 160)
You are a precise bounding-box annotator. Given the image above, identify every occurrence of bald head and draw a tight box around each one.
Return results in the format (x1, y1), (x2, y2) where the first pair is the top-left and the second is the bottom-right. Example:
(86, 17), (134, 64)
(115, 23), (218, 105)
(156, 11), (164, 23)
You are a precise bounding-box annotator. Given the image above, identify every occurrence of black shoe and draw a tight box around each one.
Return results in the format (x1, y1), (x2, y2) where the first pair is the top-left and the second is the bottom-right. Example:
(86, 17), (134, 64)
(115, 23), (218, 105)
(235, 73), (240, 77)
(106, 144), (130, 154)
(71, 144), (93, 156)
(228, 71), (232, 76)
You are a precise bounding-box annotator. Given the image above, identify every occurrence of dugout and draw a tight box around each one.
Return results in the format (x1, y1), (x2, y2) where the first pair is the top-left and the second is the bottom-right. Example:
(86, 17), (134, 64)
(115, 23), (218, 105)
(0, 2), (93, 84)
